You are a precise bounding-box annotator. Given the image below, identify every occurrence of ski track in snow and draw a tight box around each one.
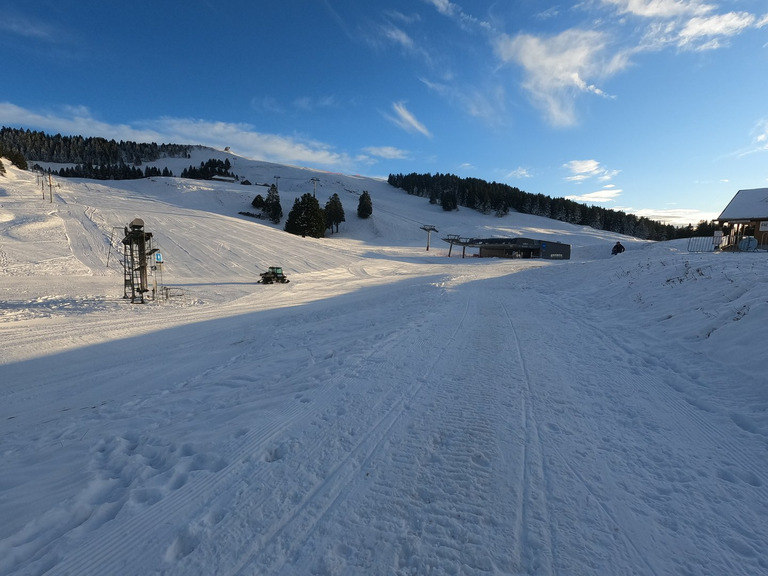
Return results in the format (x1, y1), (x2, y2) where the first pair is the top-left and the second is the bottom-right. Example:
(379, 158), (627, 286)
(1, 158), (767, 575)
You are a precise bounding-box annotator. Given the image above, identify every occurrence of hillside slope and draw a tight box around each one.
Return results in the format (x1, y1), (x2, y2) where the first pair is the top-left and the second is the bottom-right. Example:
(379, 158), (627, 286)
(1, 160), (767, 576)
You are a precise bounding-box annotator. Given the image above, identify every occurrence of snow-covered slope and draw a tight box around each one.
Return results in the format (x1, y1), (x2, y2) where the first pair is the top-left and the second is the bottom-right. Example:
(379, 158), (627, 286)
(1, 158), (766, 575)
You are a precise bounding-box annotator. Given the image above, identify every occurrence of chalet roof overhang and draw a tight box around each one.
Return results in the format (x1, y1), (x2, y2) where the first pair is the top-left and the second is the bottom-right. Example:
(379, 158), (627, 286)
(717, 188), (768, 222)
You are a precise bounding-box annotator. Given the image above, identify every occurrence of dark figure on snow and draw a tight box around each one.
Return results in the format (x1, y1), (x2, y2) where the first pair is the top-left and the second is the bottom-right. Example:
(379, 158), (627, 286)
(612, 241), (625, 255)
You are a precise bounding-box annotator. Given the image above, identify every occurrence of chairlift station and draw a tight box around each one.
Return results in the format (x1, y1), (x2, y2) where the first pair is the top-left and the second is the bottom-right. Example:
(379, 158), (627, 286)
(443, 235), (571, 260)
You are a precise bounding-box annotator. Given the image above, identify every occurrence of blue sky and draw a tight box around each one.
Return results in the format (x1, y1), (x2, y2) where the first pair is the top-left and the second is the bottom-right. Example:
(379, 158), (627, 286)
(1, 1), (767, 225)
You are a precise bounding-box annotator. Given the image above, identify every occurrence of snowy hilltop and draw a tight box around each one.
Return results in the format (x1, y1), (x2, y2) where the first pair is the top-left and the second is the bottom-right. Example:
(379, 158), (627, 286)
(1, 153), (767, 575)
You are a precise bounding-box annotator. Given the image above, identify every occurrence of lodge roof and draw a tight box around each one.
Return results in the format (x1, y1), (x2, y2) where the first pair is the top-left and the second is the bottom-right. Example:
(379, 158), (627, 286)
(442, 236), (568, 248)
(718, 188), (768, 222)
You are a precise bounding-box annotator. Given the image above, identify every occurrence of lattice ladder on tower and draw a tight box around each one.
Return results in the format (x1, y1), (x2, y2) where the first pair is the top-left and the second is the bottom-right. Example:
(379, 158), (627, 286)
(123, 240), (141, 302)
(106, 226), (133, 297)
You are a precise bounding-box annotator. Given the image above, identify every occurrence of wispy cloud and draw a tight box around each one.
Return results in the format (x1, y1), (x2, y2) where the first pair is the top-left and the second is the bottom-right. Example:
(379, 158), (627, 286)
(565, 187), (623, 203)
(0, 14), (56, 40)
(601, 0), (714, 19)
(677, 12), (756, 50)
(381, 25), (415, 51)
(495, 30), (623, 126)
(734, 118), (768, 156)
(424, 0), (491, 31)
(385, 10), (421, 25)
(386, 102), (432, 137)
(534, 7), (561, 20)
(292, 95), (338, 112)
(632, 206), (716, 225)
(484, 0), (765, 125)
(421, 77), (507, 124)
(602, 0), (764, 51)
(0, 102), (356, 169)
(506, 167), (532, 179)
(363, 146), (410, 160)
(754, 119), (768, 150)
(425, 0), (457, 17)
(0, 102), (163, 143)
(563, 159), (620, 182)
(250, 96), (285, 115)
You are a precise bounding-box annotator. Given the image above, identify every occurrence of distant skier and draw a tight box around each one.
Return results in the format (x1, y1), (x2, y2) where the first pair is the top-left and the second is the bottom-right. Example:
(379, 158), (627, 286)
(611, 241), (625, 255)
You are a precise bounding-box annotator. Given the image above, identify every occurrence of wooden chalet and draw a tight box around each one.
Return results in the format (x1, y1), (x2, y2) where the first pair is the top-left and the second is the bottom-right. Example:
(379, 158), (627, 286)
(717, 188), (768, 249)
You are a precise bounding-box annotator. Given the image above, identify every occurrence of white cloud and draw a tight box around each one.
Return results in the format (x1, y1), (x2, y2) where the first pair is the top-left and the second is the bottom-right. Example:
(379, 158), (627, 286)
(632, 206), (716, 225)
(602, 1), (761, 51)
(421, 77), (507, 124)
(292, 95), (338, 111)
(0, 14), (56, 40)
(601, 0), (714, 19)
(381, 25), (415, 51)
(385, 10), (421, 25)
(425, 0), (457, 17)
(495, 29), (623, 126)
(506, 167), (532, 179)
(484, 1), (763, 125)
(363, 146), (410, 160)
(424, 0), (491, 30)
(750, 119), (768, 151)
(0, 102), (163, 143)
(563, 159), (620, 183)
(250, 96), (284, 115)
(730, 118), (768, 157)
(535, 7), (560, 20)
(565, 188), (623, 203)
(678, 12), (755, 49)
(0, 102), (355, 169)
(386, 102), (432, 137)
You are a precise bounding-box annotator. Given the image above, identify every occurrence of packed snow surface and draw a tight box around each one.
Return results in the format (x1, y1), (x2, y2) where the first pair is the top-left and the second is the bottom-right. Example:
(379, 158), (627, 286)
(1, 153), (767, 575)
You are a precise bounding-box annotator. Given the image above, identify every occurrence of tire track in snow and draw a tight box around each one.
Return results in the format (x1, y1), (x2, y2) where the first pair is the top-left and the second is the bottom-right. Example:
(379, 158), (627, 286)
(503, 291), (665, 576)
(57, 199), (112, 276)
(226, 290), (475, 574)
(271, 289), (542, 575)
(500, 301), (555, 575)
(508, 285), (766, 575)
(29, 301), (400, 574)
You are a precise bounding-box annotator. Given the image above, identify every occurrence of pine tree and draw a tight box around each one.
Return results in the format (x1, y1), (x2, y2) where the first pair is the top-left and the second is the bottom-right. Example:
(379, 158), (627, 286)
(284, 198), (303, 236)
(264, 184), (283, 224)
(324, 193), (345, 233)
(440, 189), (458, 211)
(0, 158), (5, 176)
(285, 193), (325, 238)
(357, 190), (372, 219)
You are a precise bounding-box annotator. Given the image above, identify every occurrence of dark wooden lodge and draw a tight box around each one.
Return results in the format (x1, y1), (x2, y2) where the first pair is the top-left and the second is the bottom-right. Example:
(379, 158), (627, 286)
(443, 236), (571, 259)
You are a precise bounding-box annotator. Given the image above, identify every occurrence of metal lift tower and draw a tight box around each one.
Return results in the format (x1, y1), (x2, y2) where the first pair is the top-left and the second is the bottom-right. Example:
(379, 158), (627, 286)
(121, 218), (154, 303)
